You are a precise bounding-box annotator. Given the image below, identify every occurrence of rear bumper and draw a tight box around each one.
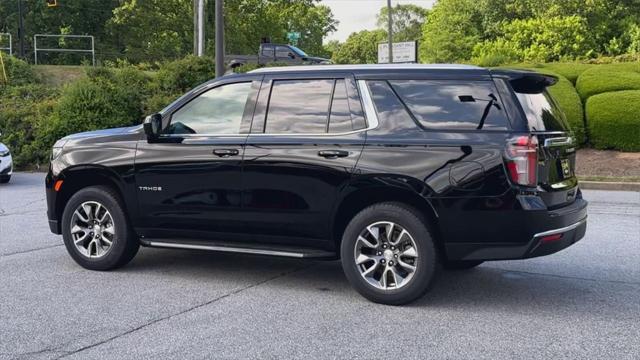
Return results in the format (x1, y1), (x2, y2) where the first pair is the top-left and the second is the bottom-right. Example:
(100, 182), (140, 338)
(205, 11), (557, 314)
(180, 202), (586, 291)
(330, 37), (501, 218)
(445, 197), (588, 261)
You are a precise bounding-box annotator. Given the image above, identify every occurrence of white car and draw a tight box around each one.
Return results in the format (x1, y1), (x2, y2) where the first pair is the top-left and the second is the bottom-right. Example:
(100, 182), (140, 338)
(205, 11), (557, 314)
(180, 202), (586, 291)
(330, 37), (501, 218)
(0, 139), (12, 184)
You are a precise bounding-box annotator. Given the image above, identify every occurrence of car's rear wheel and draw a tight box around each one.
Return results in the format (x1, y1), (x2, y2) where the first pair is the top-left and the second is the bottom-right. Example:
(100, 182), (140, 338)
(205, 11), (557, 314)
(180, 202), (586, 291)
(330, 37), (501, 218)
(61, 186), (139, 271)
(340, 203), (438, 305)
(443, 260), (484, 270)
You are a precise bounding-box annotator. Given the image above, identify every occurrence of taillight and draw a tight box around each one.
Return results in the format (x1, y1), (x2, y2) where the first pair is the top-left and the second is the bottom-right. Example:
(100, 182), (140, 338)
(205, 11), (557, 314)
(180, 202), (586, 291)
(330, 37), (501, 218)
(505, 135), (538, 187)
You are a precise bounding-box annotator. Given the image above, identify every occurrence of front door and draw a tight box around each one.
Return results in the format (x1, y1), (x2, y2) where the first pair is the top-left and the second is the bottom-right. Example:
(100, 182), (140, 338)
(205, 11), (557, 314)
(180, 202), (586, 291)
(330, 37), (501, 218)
(241, 74), (368, 247)
(134, 79), (259, 240)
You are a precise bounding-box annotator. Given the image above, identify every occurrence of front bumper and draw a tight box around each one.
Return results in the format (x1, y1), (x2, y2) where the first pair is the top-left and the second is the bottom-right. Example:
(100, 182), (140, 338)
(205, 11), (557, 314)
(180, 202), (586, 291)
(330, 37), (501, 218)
(0, 155), (12, 175)
(445, 197), (588, 261)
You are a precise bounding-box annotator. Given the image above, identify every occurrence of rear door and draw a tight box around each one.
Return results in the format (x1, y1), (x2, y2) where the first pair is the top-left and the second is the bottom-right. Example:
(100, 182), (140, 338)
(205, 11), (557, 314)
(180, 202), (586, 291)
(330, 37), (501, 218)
(514, 89), (579, 208)
(241, 73), (367, 246)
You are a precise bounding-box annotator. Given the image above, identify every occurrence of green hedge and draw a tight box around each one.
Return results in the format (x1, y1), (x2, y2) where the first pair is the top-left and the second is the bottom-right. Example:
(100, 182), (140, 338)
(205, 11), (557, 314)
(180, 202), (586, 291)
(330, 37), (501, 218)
(540, 63), (594, 85)
(0, 84), (58, 168)
(575, 64), (640, 100)
(586, 90), (640, 151)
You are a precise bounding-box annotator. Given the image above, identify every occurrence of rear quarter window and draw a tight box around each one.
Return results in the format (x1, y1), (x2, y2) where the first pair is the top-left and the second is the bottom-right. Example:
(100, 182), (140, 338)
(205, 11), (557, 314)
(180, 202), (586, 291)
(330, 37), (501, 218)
(515, 90), (570, 132)
(388, 80), (510, 131)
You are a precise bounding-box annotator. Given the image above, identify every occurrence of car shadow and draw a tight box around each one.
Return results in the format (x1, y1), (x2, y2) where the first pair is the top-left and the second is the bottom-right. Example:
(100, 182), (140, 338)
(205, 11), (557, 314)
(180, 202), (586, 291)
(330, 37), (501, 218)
(123, 247), (607, 312)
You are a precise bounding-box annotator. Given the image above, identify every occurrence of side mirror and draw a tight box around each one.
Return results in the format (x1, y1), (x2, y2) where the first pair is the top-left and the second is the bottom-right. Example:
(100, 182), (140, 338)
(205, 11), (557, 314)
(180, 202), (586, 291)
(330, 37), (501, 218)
(288, 52), (296, 59)
(143, 113), (163, 140)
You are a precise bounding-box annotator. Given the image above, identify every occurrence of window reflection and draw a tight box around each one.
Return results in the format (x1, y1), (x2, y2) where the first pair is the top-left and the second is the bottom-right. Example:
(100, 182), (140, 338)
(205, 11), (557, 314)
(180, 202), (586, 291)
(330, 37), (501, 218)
(167, 82), (251, 135)
(516, 91), (568, 131)
(329, 80), (353, 133)
(389, 80), (509, 130)
(265, 79), (334, 134)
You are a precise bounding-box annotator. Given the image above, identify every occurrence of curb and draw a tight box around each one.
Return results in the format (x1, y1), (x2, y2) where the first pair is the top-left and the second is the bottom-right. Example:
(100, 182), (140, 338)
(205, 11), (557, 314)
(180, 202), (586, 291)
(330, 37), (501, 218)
(580, 181), (640, 192)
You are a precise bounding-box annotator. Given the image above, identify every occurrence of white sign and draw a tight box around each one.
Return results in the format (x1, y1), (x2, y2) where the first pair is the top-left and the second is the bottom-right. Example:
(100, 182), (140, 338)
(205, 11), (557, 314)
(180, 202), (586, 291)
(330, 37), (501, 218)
(378, 41), (417, 64)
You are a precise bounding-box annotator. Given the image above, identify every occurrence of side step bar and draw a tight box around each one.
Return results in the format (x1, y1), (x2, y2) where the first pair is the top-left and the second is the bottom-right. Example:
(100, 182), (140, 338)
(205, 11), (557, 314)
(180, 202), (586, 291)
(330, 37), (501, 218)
(140, 239), (336, 259)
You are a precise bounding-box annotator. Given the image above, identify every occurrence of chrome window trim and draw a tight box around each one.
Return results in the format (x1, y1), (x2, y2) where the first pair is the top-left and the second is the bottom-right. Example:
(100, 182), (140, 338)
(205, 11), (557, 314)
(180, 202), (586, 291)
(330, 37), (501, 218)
(241, 79), (379, 137)
(156, 80), (380, 139)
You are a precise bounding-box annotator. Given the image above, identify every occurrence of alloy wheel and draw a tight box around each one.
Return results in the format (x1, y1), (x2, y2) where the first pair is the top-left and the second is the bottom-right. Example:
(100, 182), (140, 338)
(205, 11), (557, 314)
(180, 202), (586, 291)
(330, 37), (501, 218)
(354, 221), (419, 290)
(70, 201), (115, 259)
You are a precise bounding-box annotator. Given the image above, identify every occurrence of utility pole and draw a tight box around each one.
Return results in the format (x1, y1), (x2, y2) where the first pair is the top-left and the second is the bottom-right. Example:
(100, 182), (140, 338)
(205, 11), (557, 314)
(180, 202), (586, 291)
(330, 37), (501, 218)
(193, 0), (198, 56)
(196, 0), (205, 56)
(387, 0), (393, 64)
(17, 0), (25, 59)
(215, 0), (225, 77)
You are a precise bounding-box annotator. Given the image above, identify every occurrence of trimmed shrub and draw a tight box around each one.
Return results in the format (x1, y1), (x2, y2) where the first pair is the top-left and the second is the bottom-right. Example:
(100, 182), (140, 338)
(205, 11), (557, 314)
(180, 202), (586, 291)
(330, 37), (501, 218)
(39, 67), (151, 149)
(576, 64), (640, 100)
(586, 90), (640, 151)
(155, 55), (216, 93)
(0, 84), (58, 168)
(541, 63), (594, 85)
(0, 55), (37, 86)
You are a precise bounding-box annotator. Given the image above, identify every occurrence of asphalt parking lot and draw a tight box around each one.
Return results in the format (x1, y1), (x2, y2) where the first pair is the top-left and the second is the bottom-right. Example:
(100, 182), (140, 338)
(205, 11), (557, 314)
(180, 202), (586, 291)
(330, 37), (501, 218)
(1, 172), (639, 360)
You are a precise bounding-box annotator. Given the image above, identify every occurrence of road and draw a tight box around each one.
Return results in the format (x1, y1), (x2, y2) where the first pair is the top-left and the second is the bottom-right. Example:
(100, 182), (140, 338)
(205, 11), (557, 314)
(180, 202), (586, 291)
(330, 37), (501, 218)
(1, 172), (639, 359)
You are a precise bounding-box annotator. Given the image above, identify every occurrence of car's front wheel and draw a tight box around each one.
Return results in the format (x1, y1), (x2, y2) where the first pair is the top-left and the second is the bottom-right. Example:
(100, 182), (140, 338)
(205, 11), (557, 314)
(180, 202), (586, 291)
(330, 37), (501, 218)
(61, 186), (139, 271)
(0, 175), (10, 184)
(341, 203), (438, 305)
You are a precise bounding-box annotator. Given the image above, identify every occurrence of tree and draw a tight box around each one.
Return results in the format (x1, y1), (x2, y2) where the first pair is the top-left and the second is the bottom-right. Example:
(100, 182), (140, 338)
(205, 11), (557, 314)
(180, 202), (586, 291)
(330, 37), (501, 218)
(332, 29), (386, 64)
(376, 4), (428, 42)
(420, 0), (483, 63)
(472, 16), (595, 63)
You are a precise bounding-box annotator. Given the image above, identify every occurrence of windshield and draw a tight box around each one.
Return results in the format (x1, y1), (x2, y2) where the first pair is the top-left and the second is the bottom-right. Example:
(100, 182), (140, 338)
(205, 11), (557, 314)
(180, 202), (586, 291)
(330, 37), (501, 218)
(289, 46), (308, 57)
(515, 90), (570, 132)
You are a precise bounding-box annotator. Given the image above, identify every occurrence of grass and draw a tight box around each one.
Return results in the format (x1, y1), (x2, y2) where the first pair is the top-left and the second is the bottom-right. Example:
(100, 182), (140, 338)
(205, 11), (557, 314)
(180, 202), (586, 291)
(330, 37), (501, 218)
(585, 90), (640, 152)
(32, 65), (86, 87)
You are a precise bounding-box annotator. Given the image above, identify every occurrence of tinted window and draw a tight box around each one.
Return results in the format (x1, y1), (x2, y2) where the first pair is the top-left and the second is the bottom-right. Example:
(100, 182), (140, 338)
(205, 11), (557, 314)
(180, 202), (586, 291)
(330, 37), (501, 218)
(516, 91), (569, 131)
(329, 80), (353, 133)
(276, 46), (291, 58)
(265, 79), (333, 134)
(389, 80), (509, 130)
(261, 46), (274, 57)
(367, 80), (415, 132)
(167, 82), (251, 135)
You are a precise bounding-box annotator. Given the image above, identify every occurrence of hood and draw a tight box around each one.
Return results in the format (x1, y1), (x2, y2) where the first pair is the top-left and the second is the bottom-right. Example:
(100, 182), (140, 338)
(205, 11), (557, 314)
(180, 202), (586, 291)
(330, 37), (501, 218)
(0, 142), (9, 153)
(303, 56), (332, 64)
(61, 125), (142, 141)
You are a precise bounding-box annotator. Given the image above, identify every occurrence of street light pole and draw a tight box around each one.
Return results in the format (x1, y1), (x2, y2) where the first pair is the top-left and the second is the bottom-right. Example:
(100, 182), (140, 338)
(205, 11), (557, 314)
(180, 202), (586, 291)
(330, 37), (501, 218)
(215, 0), (225, 77)
(196, 0), (205, 56)
(17, 0), (25, 59)
(193, 0), (198, 56)
(387, 0), (393, 64)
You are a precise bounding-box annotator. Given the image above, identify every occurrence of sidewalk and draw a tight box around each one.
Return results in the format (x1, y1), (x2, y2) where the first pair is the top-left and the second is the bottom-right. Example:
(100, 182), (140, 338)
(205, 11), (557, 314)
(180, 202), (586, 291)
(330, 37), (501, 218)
(577, 149), (640, 191)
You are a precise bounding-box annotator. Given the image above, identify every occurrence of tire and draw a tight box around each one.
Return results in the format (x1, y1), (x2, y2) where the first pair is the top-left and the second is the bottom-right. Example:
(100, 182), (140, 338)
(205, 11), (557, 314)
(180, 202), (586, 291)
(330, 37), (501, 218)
(340, 202), (438, 305)
(0, 175), (10, 184)
(442, 260), (484, 270)
(61, 186), (139, 271)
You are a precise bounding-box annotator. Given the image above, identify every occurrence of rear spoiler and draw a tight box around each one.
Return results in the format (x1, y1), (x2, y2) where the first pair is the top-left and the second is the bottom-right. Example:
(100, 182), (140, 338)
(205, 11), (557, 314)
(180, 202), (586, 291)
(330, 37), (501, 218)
(490, 69), (558, 94)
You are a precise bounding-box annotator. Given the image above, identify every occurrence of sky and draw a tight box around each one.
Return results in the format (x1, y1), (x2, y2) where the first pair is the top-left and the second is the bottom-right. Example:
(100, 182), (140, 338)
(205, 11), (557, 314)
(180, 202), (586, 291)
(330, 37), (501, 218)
(320, 0), (436, 42)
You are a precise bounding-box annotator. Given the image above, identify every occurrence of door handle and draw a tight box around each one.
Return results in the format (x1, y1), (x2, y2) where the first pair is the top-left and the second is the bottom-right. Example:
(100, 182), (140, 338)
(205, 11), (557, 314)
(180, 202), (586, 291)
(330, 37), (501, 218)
(213, 149), (239, 157)
(318, 150), (349, 159)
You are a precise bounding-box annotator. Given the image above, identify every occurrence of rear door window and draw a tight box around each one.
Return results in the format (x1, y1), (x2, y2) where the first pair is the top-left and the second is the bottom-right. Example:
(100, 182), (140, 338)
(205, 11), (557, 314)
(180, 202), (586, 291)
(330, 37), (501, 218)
(515, 90), (570, 132)
(389, 80), (510, 130)
(265, 79), (333, 134)
(263, 79), (360, 134)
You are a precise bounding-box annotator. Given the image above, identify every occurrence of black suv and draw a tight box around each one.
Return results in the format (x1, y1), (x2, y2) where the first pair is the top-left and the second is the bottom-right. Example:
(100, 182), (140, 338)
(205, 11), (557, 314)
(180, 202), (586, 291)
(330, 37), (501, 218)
(46, 65), (587, 305)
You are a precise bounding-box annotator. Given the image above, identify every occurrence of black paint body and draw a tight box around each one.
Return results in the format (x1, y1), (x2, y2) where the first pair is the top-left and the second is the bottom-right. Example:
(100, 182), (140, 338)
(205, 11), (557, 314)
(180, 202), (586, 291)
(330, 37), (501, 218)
(46, 66), (587, 261)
